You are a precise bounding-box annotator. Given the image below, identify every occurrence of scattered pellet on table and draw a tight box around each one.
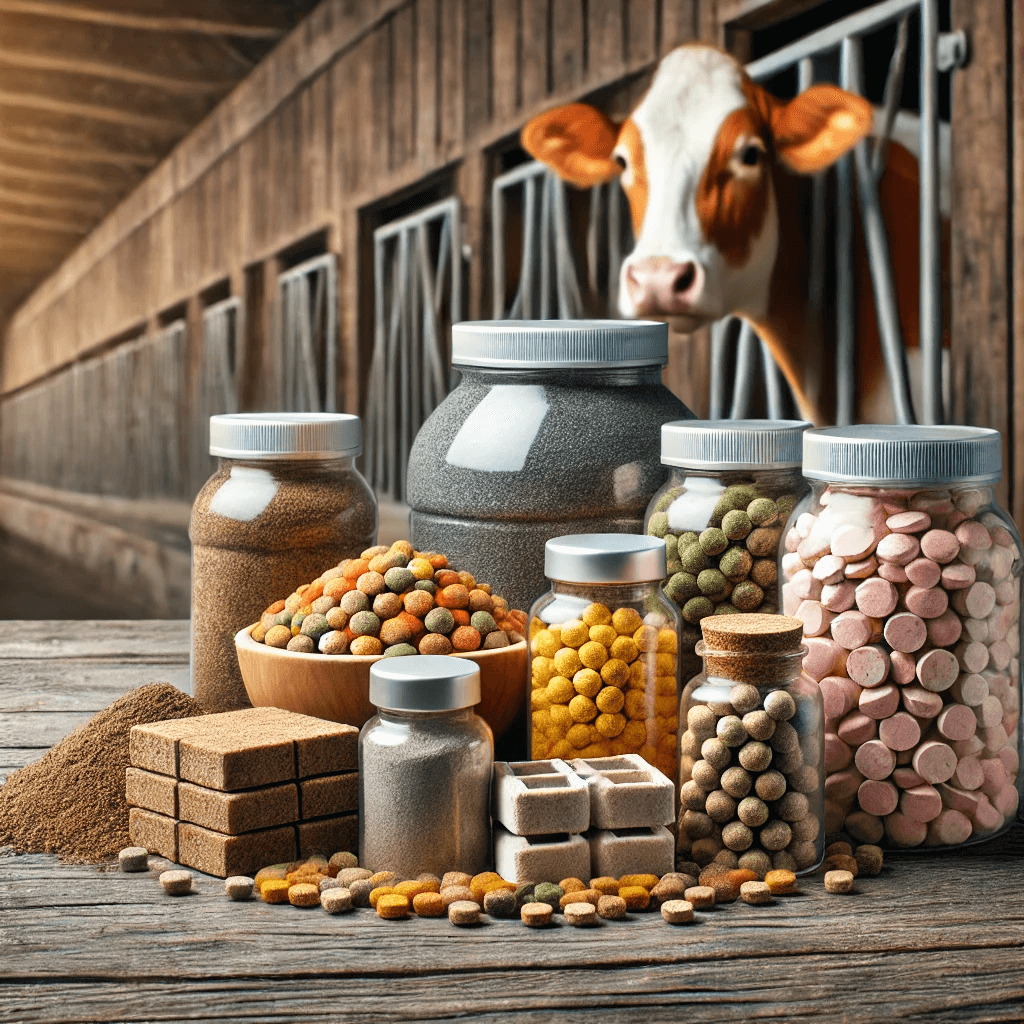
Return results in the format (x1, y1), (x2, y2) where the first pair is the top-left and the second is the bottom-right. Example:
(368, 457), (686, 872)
(823, 854), (859, 876)
(764, 869), (797, 894)
(684, 886), (716, 909)
(288, 883), (320, 907)
(618, 885), (651, 911)
(661, 900), (695, 924)
(521, 902), (554, 927)
(441, 885), (478, 907)
(484, 888), (517, 918)
(854, 845), (884, 877)
(740, 881), (774, 905)
(328, 851), (358, 876)
(442, 871), (473, 890)
(448, 900), (481, 926)
(651, 876), (690, 905)
(412, 892), (445, 917)
(597, 895), (627, 920)
(376, 893), (410, 919)
(532, 882), (565, 910)
(319, 877), (342, 893)
(119, 847), (148, 872)
(160, 870), (193, 896)
(824, 870), (855, 894)
(321, 888), (354, 914)
(564, 902), (598, 927)
(348, 879), (374, 907)
(225, 876), (254, 900)
(261, 879), (291, 903)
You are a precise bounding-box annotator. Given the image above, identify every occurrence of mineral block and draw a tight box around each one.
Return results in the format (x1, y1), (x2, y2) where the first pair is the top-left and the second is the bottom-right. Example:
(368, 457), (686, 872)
(587, 825), (675, 879)
(128, 807), (178, 861)
(125, 767), (178, 818)
(177, 780), (299, 836)
(177, 821), (296, 878)
(300, 773), (359, 820)
(493, 825), (590, 884)
(492, 759), (590, 836)
(570, 754), (675, 829)
(296, 813), (358, 858)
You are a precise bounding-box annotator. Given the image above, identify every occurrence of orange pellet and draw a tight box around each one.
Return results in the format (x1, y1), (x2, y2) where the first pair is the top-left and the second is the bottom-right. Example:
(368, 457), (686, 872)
(765, 869), (798, 895)
(343, 559), (369, 580)
(264, 600), (286, 615)
(480, 879), (515, 896)
(398, 610), (427, 636)
(726, 869), (760, 888)
(451, 626), (482, 651)
(619, 886), (650, 911)
(323, 577), (352, 599)
(559, 878), (586, 894)
(395, 879), (441, 899)
(288, 883), (320, 907)
(435, 570), (461, 589)
(439, 584), (470, 609)
(303, 582), (325, 604)
(413, 892), (445, 917)
(260, 879), (291, 904)
(618, 874), (659, 891)
(590, 877), (620, 896)
(350, 636), (383, 656)
(376, 894), (410, 919)
(380, 618), (414, 646)
(428, 554), (448, 569)
(457, 572), (476, 590)
(404, 590), (434, 617)
(469, 872), (503, 902)
(369, 885), (398, 908)
(369, 871), (399, 886)
(451, 609), (471, 627)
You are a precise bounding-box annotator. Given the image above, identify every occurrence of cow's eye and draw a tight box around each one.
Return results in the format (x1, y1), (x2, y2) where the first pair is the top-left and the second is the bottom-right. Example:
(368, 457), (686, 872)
(740, 144), (761, 167)
(613, 153), (627, 171)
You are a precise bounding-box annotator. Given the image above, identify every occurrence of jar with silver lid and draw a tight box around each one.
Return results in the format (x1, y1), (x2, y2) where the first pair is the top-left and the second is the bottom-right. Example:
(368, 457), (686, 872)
(528, 534), (681, 784)
(781, 425), (1021, 849)
(359, 655), (494, 876)
(644, 419), (811, 686)
(407, 320), (692, 613)
(190, 413), (377, 712)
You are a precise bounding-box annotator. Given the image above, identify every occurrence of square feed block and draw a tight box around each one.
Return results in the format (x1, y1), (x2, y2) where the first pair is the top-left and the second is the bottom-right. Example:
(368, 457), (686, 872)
(296, 814), (358, 858)
(128, 807), (177, 862)
(587, 825), (675, 879)
(300, 773), (359, 820)
(492, 759), (590, 836)
(570, 754), (675, 829)
(177, 780), (299, 836)
(493, 824), (590, 884)
(125, 767), (178, 819)
(177, 821), (296, 878)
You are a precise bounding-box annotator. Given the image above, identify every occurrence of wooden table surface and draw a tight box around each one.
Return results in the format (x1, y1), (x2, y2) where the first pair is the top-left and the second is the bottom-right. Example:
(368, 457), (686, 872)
(2, 621), (1023, 1024)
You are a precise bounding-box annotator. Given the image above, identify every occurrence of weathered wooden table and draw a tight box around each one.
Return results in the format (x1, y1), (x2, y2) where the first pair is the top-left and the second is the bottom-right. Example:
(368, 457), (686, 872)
(2, 621), (1023, 1024)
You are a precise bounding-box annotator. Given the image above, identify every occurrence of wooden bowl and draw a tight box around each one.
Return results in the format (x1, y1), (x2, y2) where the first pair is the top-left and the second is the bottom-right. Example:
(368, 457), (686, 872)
(235, 624), (527, 737)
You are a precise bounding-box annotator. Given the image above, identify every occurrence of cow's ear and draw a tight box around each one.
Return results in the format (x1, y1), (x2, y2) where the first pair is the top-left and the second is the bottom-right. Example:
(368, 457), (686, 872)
(761, 83), (872, 174)
(521, 103), (623, 187)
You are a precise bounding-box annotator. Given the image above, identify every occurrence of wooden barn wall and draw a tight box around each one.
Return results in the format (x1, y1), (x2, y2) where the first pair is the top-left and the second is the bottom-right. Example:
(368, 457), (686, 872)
(0, 0), (1020, 526)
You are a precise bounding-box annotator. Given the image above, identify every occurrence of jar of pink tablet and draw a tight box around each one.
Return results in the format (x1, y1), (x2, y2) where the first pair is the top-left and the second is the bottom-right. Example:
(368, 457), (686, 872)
(781, 425), (1021, 850)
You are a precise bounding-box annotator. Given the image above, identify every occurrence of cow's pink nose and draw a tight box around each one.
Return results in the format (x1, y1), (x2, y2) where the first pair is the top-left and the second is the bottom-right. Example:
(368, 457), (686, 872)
(625, 258), (701, 315)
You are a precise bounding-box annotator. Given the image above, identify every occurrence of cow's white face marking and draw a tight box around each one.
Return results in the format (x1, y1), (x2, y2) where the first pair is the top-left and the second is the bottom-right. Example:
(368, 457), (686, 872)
(616, 47), (779, 330)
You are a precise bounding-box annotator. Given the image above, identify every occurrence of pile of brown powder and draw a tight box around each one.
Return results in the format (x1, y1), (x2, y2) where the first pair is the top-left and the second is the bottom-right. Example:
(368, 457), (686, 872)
(0, 683), (203, 863)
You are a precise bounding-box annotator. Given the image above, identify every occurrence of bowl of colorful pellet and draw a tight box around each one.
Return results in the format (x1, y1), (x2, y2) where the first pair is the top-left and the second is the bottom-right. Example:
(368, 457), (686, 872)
(235, 539), (528, 736)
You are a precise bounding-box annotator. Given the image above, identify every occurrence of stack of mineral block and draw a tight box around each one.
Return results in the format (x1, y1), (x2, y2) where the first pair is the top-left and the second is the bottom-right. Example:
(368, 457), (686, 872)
(126, 707), (358, 877)
(493, 754), (675, 881)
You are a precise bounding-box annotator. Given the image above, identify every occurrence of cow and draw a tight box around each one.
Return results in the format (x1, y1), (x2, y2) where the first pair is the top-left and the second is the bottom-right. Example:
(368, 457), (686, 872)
(521, 43), (936, 426)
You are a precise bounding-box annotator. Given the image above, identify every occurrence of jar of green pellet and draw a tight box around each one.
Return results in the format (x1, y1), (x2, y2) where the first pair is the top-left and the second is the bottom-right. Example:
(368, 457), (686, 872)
(644, 420), (810, 684)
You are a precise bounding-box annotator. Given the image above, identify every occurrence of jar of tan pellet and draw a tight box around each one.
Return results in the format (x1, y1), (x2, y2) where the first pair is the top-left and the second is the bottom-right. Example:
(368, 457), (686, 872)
(645, 419), (810, 686)
(190, 414), (377, 711)
(679, 614), (824, 874)
(528, 534), (681, 784)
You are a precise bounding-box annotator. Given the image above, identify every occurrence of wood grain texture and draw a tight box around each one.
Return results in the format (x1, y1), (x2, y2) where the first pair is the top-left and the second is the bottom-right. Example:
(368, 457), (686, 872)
(949, 0), (1011, 512)
(491, 0), (520, 122)
(1013, 0), (1024, 532)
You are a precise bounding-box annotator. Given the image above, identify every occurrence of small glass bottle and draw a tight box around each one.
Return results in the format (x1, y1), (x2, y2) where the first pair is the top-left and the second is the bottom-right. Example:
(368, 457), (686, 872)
(679, 614), (824, 875)
(781, 425), (1022, 850)
(645, 419), (811, 687)
(528, 534), (681, 785)
(190, 413), (377, 712)
(359, 655), (494, 877)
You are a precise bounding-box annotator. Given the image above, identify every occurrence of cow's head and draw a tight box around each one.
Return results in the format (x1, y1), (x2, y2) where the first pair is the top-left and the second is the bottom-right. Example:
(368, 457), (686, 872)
(521, 45), (872, 333)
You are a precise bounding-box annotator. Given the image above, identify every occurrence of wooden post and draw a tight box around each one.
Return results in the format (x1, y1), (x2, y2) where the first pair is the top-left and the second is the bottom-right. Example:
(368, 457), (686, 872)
(457, 150), (489, 322)
(1012, 0), (1024, 531)
(950, 0), (1012, 512)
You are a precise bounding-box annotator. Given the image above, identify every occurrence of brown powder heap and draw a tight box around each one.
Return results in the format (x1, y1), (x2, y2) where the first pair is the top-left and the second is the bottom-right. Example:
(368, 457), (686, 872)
(0, 683), (203, 863)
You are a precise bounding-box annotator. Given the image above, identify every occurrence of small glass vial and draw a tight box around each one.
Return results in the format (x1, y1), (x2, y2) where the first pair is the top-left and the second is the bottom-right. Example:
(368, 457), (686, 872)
(679, 614), (824, 875)
(528, 534), (681, 785)
(359, 655), (494, 877)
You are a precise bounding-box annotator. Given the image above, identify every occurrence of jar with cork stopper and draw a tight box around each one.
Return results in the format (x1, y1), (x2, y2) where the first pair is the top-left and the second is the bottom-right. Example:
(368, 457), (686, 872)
(679, 614), (824, 875)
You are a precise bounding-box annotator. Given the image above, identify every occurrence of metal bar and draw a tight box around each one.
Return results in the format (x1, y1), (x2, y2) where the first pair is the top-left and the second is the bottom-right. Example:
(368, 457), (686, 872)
(709, 318), (731, 420)
(519, 175), (537, 319)
(277, 252), (336, 283)
(539, 173), (553, 319)
(761, 338), (785, 419)
(729, 320), (759, 419)
(608, 183), (624, 316)
(848, 38), (917, 425)
(587, 186), (601, 297)
(492, 160), (548, 191)
(492, 177), (506, 318)
(872, 14), (910, 181)
(835, 39), (858, 427)
(371, 231), (388, 490)
(374, 196), (461, 242)
(919, 0), (943, 423)
(298, 272), (320, 411)
(325, 257), (338, 413)
(552, 174), (584, 317)
(746, 0), (922, 81)
(800, 56), (826, 416)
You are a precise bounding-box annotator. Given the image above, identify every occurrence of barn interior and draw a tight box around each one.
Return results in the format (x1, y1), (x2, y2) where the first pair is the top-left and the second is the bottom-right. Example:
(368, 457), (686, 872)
(0, 0), (1019, 618)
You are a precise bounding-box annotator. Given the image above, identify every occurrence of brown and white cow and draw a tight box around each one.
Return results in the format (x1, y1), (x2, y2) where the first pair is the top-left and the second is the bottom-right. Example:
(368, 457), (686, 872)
(522, 44), (927, 425)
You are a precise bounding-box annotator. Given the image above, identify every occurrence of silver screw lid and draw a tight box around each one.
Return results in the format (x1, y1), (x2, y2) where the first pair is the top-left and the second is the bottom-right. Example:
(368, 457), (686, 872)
(209, 413), (362, 460)
(544, 533), (667, 584)
(369, 655), (481, 712)
(802, 425), (1003, 485)
(451, 319), (668, 368)
(661, 419), (811, 470)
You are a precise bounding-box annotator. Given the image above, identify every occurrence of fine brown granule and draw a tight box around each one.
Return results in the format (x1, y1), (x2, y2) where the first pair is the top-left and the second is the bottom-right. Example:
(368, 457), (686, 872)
(0, 684), (203, 863)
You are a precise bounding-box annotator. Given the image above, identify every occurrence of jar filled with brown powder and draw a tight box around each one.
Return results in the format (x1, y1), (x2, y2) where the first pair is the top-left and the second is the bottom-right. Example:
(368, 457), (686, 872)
(678, 614), (824, 875)
(190, 413), (377, 711)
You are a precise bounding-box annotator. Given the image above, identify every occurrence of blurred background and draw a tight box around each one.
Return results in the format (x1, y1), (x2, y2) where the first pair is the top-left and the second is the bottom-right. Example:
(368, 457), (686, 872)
(0, 0), (1018, 619)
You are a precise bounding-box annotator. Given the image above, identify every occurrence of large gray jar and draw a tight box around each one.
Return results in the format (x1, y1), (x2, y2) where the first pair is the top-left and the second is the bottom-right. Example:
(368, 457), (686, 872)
(406, 320), (692, 611)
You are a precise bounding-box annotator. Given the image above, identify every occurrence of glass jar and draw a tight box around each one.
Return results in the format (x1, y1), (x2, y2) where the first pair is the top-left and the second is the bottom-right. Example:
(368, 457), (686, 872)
(645, 419), (811, 686)
(679, 614), (824, 874)
(781, 425), (1022, 849)
(407, 320), (692, 613)
(528, 534), (681, 785)
(190, 414), (377, 712)
(359, 656), (494, 876)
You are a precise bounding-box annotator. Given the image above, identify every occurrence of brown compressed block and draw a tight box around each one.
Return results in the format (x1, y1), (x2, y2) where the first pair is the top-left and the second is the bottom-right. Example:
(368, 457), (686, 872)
(128, 807), (177, 861)
(177, 821), (296, 879)
(287, 718), (359, 777)
(125, 767), (178, 818)
(300, 773), (359, 820)
(129, 721), (186, 777)
(296, 814), (358, 858)
(178, 781), (299, 836)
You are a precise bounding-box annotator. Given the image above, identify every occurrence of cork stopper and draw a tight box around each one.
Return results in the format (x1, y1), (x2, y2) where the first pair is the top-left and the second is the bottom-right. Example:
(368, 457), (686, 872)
(698, 614), (805, 685)
(699, 614), (804, 654)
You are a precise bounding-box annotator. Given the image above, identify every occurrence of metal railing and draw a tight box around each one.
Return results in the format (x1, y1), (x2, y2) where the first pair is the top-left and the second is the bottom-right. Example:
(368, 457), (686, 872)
(275, 253), (338, 414)
(193, 297), (241, 492)
(368, 197), (462, 501)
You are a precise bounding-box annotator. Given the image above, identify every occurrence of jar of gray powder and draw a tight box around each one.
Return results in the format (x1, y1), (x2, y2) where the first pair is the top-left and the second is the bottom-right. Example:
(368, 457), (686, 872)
(359, 655), (494, 877)
(406, 320), (692, 612)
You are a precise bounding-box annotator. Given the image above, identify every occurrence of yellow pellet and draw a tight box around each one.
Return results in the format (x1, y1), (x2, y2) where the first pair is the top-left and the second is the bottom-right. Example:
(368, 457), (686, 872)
(610, 636), (639, 662)
(579, 640), (609, 670)
(547, 675), (575, 704)
(376, 894), (410, 918)
(619, 885), (651, 910)
(369, 885), (397, 908)
(553, 647), (583, 677)
(566, 723), (591, 748)
(569, 694), (598, 723)
(619, 874), (659, 890)
(582, 603), (612, 627)
(532, 657), (557, 685)
(573, 668), (603, 698)
(657, 628), (678, 653)
(600, 659), (631, 688)
(260, 879), (291, 904)
(589, 624), (617, 647)
(595, 712), (626, 738)
(532, 629), (561, 658)
(612, 608), (643, 635)
(595, 686), (625, 714)
(559, 620), (589, 648)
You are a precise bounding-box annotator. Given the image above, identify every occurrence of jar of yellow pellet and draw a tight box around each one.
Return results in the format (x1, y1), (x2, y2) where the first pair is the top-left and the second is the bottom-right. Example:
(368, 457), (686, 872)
(528, 534), (681, 784)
